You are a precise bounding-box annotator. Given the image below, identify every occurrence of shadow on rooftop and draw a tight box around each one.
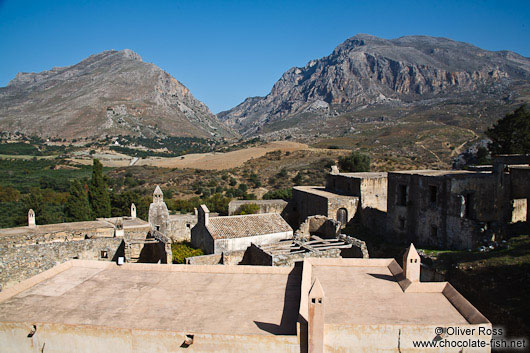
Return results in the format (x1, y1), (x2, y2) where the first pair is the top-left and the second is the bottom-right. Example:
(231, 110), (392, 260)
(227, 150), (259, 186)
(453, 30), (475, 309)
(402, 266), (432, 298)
(254, 264), (302, 336)
(367, 273), (397, 282)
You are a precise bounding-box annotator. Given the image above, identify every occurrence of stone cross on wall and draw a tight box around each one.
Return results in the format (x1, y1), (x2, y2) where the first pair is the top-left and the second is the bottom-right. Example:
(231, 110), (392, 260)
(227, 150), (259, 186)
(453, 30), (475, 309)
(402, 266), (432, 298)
(28, 209), (36, 228)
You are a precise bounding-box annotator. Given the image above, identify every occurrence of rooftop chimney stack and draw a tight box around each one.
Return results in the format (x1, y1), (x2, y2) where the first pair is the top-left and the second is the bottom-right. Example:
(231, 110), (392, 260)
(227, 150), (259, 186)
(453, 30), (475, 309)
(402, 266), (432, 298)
(403, 243), (421, 282)
(198, 204), (210, 227)
(131, 203), (137, 218)
(308, 278), (325, 353)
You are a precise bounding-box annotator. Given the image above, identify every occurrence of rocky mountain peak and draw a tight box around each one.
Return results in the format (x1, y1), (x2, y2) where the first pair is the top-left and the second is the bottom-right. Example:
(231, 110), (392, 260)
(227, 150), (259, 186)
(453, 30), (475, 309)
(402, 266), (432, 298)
(218, 34), (530, 139)
(0, 50), (237, 140)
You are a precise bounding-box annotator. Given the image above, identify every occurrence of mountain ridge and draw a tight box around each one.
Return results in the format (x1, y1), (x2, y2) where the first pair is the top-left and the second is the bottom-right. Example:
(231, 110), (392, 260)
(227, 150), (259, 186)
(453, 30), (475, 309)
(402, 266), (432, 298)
(218, 34), (530, 139)
(0, 49), (237, 140)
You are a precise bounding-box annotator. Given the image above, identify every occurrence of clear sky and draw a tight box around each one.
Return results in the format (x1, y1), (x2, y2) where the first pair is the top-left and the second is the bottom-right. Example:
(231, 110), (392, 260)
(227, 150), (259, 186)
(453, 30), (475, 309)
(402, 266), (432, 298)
(1, 0), (529, 113)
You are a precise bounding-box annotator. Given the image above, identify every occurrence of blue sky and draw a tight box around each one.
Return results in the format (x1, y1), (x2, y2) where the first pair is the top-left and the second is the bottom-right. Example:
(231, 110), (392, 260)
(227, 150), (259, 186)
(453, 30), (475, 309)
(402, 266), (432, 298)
(0, 0), (529, 113)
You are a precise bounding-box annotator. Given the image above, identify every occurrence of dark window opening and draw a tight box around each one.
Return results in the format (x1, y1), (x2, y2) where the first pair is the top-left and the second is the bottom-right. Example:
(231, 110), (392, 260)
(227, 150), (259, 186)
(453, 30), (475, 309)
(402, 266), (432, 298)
(464, 193), (473, 218)
(186, 223), (191, 228)
(155, 225), (160, 231)
(398, 184), (408, 206)
(430, 225), (438, 239)
(429, 185), (437, 204)
(337, 208), (348, 226)
(399, 217), (406, 230)
(100, 250), (108, 259)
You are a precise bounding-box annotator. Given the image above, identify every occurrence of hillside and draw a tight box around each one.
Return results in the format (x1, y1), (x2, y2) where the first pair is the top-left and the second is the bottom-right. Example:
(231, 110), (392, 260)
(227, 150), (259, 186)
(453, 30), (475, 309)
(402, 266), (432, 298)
(0, 49), (237, 140)
(218, 34), (530, 149)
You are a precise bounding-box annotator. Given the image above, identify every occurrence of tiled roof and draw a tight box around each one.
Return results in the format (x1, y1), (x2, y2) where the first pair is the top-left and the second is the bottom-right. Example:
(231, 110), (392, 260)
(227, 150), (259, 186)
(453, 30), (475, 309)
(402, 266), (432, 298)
(207, 213), (292, 239)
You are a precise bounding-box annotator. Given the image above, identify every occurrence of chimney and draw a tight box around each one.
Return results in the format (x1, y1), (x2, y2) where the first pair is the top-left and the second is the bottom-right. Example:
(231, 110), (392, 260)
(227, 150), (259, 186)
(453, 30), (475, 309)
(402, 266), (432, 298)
(308, 278), (325, 353)
(28, 209), (36, 228)
(198, 204), (210, 227)
(403, 243), (421, 282)
(131, 203), (137, 218)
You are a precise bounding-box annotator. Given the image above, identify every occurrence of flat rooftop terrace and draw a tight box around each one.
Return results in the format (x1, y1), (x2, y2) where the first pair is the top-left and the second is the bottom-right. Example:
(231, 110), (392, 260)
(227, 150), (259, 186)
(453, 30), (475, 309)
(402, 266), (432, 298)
(0, 261), (301, 336)
(314, 264), (466, 325)
(301, 258), (488, 327)
(335, 172), (388, 178)
(390, 169), (492, 177)
(293, 186), (356, 198)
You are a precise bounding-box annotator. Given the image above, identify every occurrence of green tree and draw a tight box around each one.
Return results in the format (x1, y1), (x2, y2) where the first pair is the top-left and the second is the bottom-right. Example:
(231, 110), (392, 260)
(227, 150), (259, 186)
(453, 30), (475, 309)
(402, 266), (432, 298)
(64, 180), (92, 221)
(338, 152), (370, 172)
(263, 188), (292, 201)
(486, 105), (530, 154)
(88, 159), (111, 218)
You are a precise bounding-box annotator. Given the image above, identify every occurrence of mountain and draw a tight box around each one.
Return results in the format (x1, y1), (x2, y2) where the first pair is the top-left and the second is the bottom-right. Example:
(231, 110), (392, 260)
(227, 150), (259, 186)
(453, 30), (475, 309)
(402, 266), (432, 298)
(218, 34), (530, 139)
(0, 49), (237, 140)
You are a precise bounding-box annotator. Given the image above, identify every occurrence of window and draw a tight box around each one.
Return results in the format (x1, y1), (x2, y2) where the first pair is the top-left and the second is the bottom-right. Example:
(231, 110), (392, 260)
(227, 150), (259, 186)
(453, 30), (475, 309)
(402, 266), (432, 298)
(464, 193), (473, 219)
(337, 208), (348, 226)
(100, 250), (108, 259)
(429, 185), (437, 204)
(186, 223), (191, 228)
(430, 225), (438, 239)
(155, 225), (160, 231)
(398, 184), (408, 206)
(399, 217), (406, 230)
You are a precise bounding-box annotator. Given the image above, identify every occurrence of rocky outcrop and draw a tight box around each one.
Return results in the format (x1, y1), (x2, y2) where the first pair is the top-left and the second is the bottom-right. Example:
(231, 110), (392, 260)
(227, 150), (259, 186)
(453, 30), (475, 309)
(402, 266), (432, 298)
(218, 34), (530, 137)
(0, 49), (237, 140)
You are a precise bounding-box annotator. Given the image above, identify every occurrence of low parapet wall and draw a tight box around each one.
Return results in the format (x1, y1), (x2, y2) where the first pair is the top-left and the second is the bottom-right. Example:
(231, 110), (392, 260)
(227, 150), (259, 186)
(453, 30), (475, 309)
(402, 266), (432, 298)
(0, 237), (123, 291)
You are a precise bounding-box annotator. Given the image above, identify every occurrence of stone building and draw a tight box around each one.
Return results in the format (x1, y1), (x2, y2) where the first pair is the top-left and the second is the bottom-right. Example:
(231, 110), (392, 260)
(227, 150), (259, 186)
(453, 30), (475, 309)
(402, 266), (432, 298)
(191, 205), (293, 254)
(386, 155), (530, 249)
(0, 245), (491, 352)
(292, 170), (387, 230)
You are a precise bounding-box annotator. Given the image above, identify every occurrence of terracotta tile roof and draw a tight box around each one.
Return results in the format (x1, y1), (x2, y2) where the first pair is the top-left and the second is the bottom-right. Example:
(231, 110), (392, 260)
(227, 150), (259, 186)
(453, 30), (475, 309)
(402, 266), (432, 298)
(207, 213), (292, 239)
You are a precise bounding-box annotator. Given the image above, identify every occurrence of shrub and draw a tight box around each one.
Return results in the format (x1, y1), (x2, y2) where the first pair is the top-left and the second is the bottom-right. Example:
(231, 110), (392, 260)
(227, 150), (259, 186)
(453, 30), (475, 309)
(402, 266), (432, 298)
(263, 188), (292, 201)
(171, 242), (204, 264)
(235, 203), (260, 215)
(338, 152), (370, 172)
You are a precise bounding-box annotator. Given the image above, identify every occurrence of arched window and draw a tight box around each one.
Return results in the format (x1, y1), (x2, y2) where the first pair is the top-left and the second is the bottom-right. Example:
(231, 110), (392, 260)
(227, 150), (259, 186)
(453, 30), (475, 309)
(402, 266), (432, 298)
(337, 208), (348, 226)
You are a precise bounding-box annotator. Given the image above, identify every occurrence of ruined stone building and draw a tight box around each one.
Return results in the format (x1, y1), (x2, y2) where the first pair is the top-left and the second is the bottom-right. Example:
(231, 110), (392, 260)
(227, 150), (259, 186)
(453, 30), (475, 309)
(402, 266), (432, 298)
(290, 155), (529, 250)
(191, 204), (293, 254)
(292, 171), (388, 232)
(386, 155), (530, 249)
(0, 244), (491, 352)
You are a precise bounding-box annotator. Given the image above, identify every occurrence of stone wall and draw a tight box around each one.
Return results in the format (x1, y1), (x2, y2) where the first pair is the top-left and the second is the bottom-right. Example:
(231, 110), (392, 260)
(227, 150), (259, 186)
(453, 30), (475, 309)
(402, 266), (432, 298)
(0, 238), (123, 291)
(167, 214), (197, 242)
(214, 231), (293, 254)
(295, 215), (341, 240)
(386, 172), (499, 249)
(0, 225), (114, 249)
(292, 187), (329, 226)
(228, 200), (287, 216)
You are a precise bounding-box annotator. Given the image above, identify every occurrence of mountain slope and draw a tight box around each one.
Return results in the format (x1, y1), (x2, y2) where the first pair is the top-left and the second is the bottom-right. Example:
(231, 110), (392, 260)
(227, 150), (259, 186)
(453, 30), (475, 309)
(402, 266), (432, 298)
(218, 34), (530, 139)
(0, 49), (237, 140)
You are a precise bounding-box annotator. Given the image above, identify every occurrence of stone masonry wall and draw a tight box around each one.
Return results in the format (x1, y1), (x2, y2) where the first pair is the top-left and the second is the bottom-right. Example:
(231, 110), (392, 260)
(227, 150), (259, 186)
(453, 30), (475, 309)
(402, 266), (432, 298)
(0, 238), (123, 291)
